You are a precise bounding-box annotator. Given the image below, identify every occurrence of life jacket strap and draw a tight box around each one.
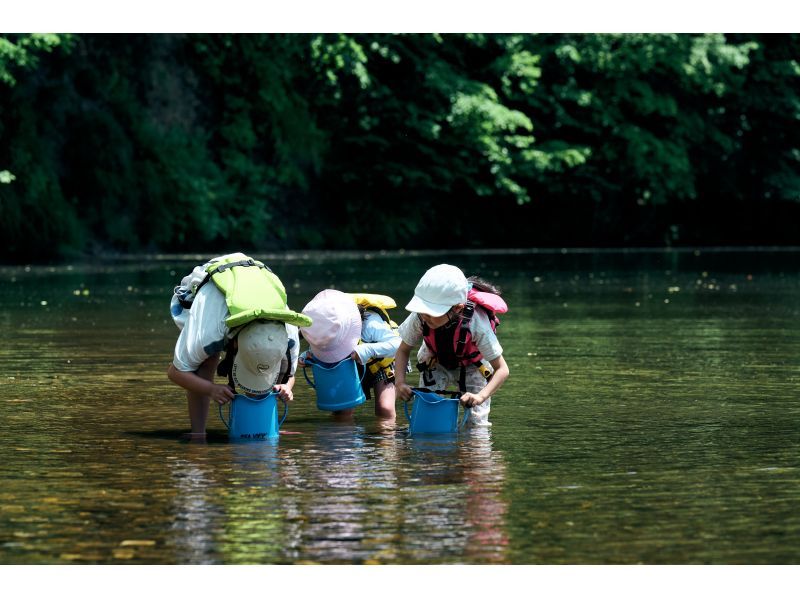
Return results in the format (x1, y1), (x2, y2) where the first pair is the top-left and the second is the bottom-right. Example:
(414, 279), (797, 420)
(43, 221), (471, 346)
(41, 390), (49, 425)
(213, 258), (271, 274)
(216, 335), (239, 390)
(422, 363), (437, 388)
(193, 259), (272, 298)
(458, 365), (467, 393)
(455, 301), (476, 360)
(280, 345), (292, 385)
(177, 288), (195, 309)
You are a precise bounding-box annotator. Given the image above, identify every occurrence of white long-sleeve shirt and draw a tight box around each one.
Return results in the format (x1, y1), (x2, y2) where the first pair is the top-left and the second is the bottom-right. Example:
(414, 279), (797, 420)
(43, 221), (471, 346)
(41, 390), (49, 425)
(169, 260), (299, 377)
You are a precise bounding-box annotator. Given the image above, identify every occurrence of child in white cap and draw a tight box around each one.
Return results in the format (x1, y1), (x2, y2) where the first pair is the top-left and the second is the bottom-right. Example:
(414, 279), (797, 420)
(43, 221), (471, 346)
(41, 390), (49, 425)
(300, 289), (400, 420)
(167, 253), (310, 440)
(394, 264), (510, 427)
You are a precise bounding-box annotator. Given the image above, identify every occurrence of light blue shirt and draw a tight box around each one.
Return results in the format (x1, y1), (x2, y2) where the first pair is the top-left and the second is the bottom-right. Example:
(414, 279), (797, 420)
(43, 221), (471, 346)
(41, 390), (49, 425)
(353, 311), (400, 364)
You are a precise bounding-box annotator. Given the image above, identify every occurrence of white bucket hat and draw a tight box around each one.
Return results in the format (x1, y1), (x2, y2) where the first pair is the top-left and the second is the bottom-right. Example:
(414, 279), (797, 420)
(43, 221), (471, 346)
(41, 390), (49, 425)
(405, 264), (468, 317)
(232, 321), (288, 395)
(300, 289), (362, 364)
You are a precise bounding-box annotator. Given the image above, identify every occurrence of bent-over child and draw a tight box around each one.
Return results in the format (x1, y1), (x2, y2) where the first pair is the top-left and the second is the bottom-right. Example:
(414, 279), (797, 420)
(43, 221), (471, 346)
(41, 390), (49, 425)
(167, 252), (311, 440)
(300, 289), (401, 420)
(394, 264), (510, 427)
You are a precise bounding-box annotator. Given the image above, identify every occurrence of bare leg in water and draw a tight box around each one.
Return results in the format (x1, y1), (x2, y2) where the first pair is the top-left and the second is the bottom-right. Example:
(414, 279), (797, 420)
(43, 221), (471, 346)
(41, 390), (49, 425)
(185, 354), (221, 440)
(331, 377), (396, 423)
(373, 378), (396, 421)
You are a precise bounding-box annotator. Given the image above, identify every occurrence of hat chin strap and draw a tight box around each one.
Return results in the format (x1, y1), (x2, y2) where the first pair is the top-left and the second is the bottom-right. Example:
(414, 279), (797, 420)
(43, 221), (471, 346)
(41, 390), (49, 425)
(217, 332), (241, 391)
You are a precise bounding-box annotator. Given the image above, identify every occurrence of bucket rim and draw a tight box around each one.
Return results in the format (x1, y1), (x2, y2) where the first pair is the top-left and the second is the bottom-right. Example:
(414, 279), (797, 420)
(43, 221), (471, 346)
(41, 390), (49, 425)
(234, 390), (279, 403)
(305, 355), (358, 371)
(412, 388), (462, 404)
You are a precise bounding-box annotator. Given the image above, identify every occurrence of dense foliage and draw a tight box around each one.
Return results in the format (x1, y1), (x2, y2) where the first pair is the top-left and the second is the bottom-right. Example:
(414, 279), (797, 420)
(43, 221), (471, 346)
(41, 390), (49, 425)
(1, 33), (798, 261)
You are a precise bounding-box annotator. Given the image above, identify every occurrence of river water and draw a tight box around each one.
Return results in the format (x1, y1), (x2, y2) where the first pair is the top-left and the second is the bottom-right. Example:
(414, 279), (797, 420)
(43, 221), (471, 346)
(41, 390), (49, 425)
(1, 248), (798, 564)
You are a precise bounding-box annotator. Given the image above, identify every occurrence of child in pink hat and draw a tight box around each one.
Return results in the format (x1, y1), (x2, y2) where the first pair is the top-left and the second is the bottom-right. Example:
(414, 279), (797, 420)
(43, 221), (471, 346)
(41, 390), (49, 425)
(300, 289), (400, 421)
(394, 264), (510, 427)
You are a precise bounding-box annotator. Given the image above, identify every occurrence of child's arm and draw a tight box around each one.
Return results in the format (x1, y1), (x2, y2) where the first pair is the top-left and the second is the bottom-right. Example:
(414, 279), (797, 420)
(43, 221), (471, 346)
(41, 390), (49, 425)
(460, 354), (509, 408)
(273, 376), (295, 403)
(352, 314), (400, 364)
(394, 341), (414, 401)
(352, 336), (400, 364)
(167, 363), (235, 405)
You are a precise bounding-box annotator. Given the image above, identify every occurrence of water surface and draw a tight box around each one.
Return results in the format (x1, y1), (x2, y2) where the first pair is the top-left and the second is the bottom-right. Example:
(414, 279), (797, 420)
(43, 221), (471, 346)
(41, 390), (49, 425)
(1, 249), (799, 563)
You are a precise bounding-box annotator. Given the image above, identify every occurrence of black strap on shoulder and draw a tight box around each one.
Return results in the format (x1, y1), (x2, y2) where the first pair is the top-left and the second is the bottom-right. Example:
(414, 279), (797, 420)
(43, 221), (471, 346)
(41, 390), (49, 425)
(279, 345), (293, 385)
(213, 258), (271, 274)
(455, 300), (475, 359)
(194, 259), (272, 297)
(217, 337), (238, 390)
(194, 272), (214, 296)
(366, 306), (391, 325)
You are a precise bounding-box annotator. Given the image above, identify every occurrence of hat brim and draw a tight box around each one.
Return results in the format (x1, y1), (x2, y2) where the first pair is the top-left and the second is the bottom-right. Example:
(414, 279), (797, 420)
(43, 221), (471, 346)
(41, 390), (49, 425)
(227, 308), (312, 329)
(232, 354), (276, 395)
(405, 295), (452, 317)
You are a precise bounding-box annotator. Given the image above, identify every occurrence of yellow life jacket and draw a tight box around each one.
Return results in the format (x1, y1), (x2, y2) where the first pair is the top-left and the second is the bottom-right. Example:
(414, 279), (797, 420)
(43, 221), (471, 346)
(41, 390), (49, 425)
(201, 253), (312, 329)
(349, 293), (399, 377)
(350, 293), (399, 329)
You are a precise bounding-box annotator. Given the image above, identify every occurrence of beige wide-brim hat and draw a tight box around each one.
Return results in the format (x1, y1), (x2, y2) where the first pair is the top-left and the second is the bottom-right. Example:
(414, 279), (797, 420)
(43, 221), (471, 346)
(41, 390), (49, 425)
(300, 289), (362, 364)
(232, 321), (288, 395)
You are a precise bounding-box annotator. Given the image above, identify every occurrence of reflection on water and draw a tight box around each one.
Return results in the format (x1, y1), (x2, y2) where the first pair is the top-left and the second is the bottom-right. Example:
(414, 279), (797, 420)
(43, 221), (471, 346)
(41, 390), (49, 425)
(1, 249), (799, 563)
(168, 452), (220, 564)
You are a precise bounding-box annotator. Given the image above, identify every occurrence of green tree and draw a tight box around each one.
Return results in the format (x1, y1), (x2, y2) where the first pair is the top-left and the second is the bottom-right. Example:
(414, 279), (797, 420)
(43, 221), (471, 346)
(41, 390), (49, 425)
(0, 34), (82, 259)
(1, 33), (798, 261)
(512, 33), (763, 244)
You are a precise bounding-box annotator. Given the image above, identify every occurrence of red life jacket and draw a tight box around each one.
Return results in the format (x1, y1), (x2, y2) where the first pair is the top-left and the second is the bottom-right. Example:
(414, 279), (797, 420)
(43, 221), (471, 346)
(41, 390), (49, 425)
(420, 289), (508, 370)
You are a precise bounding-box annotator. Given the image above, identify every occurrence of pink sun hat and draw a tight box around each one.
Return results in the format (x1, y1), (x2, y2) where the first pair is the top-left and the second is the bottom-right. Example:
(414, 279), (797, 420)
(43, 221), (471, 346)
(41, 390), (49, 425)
(300, 289), (362, 363)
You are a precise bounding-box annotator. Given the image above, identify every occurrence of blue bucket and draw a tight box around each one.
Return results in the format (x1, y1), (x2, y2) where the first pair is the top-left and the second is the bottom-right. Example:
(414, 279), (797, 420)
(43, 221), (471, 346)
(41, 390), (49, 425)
(302, 357), (367, 411)
(404, 388), (469, 435)
(219, 392), (288, 441)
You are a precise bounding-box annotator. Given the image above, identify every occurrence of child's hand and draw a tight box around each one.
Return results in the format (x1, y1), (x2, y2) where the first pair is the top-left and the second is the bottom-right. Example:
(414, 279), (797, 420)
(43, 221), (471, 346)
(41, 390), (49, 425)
(210, 383), (235, 405)
(459, 392), (486, 408)
(396, 383), (414, 402)
(273, 384), (293, 403)
(350, 351), (362, 364)
(297, 350), (311, 366)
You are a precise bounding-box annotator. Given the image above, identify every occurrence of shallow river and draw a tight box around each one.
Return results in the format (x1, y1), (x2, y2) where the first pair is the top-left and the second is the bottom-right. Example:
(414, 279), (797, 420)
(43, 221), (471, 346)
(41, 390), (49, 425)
(1, 248), (798, 564)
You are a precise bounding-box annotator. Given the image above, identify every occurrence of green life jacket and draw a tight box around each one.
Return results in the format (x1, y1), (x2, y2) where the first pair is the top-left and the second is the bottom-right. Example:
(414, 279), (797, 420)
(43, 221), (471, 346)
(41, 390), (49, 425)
(196, 253), (312, 329)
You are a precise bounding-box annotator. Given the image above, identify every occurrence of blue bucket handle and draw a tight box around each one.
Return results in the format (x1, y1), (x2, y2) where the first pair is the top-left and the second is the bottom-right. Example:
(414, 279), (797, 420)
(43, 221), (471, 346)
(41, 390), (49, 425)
(302, 356), (366, 389)
(218, 390), (288, 430)
(404, 388), (470, 430)
(301, 361), (315, 389)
